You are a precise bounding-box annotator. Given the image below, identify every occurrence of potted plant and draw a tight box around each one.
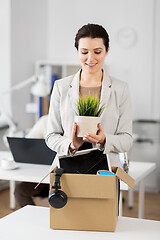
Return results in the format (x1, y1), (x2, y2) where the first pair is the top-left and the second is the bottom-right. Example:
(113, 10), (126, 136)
(74, 94), (106, 137)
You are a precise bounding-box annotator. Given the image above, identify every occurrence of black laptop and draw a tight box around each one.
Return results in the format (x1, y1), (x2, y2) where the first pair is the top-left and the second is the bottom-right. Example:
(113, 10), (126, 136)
(7, 137), (56, 165)
(59, 148), (110, 174)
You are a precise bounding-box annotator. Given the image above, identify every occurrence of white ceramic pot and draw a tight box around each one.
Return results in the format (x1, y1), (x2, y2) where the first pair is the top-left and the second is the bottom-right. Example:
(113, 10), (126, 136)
(74, 116), (100, 137)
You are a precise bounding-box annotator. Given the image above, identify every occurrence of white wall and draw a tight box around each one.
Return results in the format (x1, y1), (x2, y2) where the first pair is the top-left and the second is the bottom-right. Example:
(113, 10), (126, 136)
(152, 0), (160, 119)
(0, 0), (11, 115)
(11, 0), (48, 130)
(47, 0), (160, 121)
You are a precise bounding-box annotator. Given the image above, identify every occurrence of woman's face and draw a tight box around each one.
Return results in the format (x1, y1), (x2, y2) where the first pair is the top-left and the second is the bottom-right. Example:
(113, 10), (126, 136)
(78, 37), (107, 74)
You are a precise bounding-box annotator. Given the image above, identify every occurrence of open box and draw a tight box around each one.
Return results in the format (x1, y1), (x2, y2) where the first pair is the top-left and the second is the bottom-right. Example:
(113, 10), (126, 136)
(49, 167), (135, 232)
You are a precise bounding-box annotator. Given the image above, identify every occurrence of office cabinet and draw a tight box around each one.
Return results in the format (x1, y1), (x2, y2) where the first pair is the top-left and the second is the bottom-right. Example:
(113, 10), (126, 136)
(34, 61), (81, 116)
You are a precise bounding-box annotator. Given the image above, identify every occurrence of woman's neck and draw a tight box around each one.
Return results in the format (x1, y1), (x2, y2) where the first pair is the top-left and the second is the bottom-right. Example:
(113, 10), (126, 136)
(80, 70), (103, 87)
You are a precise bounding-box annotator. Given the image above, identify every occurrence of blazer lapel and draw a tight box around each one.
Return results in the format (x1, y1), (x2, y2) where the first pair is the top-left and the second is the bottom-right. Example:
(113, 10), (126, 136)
(68, 70), (81, 115)
(100, 70), (112, 118)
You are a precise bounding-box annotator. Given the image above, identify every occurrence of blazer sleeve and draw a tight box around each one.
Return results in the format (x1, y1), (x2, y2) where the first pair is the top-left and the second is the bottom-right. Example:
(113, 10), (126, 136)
(45, 81), (71, 156)
(104, 83), (133, 154)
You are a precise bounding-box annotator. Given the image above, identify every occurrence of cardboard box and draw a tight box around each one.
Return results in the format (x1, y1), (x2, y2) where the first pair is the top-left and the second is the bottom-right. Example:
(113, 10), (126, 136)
(49, 167), (135, 232)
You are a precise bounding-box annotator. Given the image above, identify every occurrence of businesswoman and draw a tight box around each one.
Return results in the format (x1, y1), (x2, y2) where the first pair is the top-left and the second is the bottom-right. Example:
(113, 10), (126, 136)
(46, 23), (132, 169)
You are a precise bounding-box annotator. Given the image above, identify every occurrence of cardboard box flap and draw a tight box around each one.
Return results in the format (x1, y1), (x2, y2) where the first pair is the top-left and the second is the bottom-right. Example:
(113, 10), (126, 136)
(112, 167), (135, 189)
(50, 173), (117, 199)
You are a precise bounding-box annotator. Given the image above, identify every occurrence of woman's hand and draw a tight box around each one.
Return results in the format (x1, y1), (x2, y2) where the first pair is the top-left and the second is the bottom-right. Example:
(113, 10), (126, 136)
(70, 122), (84, 150)
(83, 123), (106, 145)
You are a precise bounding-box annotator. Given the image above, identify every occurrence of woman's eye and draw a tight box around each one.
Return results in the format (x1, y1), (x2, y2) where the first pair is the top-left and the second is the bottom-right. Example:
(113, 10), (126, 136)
(95, 52), (101, 54)
(81, 52), (88, 55)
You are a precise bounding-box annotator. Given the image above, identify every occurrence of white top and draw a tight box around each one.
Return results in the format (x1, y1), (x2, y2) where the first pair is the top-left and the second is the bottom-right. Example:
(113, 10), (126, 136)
(0, 206), (159, 240)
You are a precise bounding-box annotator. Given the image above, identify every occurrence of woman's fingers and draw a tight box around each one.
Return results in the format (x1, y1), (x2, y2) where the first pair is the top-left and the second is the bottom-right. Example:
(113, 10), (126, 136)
(72, 122), (78, 137)
(97, 123), (103, 133)
(83, 125), (106, 145)
(73, 123), (106, 145)
(83, 133), (99, 143)
(72, 122), (84, 149)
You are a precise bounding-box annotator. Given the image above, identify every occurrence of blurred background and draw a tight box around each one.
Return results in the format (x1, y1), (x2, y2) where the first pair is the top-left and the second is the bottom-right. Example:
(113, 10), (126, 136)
(0, 0), (159, 220)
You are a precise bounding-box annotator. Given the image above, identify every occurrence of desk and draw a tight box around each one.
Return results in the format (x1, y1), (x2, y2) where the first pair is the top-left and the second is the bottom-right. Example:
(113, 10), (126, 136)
(0, 151), (156, 218)
(0, 151), (50, 209)
(120, 161), (156, 218)
(0, 206), (159, 240)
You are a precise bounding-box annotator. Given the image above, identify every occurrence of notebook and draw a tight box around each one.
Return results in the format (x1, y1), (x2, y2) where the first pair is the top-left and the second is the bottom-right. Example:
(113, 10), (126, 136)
(7, 137), (56, 165)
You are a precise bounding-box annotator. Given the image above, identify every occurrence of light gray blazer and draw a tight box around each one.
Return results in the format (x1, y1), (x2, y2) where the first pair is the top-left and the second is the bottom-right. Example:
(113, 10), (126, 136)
(46, 69), (132, 169)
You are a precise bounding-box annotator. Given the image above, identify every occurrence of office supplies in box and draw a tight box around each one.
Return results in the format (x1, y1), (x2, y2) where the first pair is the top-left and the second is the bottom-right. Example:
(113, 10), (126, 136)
(59, 148), (109, 174)
(49, 167), (135, 232)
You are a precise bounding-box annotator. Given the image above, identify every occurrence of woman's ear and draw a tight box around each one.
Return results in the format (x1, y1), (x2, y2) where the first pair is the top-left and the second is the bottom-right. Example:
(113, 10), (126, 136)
(106, 47), (109, 56)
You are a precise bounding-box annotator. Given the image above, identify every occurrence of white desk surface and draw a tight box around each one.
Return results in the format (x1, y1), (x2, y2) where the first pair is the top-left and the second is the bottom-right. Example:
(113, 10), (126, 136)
(0, 162), (50, 184)
(120, 161), (156, 190)
(0, 150), (156, 190)
(0, 206), (159, 240)
(0, 150), (50, 183)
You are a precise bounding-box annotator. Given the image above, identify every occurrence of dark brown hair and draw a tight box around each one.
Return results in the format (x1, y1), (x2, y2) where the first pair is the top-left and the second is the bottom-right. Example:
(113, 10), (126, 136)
(74, 23), (109, 52)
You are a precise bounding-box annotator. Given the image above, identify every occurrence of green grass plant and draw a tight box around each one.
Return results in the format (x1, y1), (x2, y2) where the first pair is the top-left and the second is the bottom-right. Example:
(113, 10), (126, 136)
(75, 94), (106, 117)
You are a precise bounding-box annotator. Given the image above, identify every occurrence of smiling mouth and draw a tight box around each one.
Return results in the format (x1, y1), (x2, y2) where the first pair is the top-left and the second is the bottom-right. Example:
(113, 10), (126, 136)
(85, 63), (97, 67)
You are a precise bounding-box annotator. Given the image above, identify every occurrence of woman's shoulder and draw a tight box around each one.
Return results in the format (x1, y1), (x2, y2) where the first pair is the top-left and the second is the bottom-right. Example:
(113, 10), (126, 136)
(110, 75), (128, 88)
(58, 74), (74, 83)
(109, 76), (130, 99)
(50, 76), (72, 97)
(53, 74), (75, 95)
(56, 74), (75, 88)
(54, 70), (80, 94)
(109, 76), (129, 96)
